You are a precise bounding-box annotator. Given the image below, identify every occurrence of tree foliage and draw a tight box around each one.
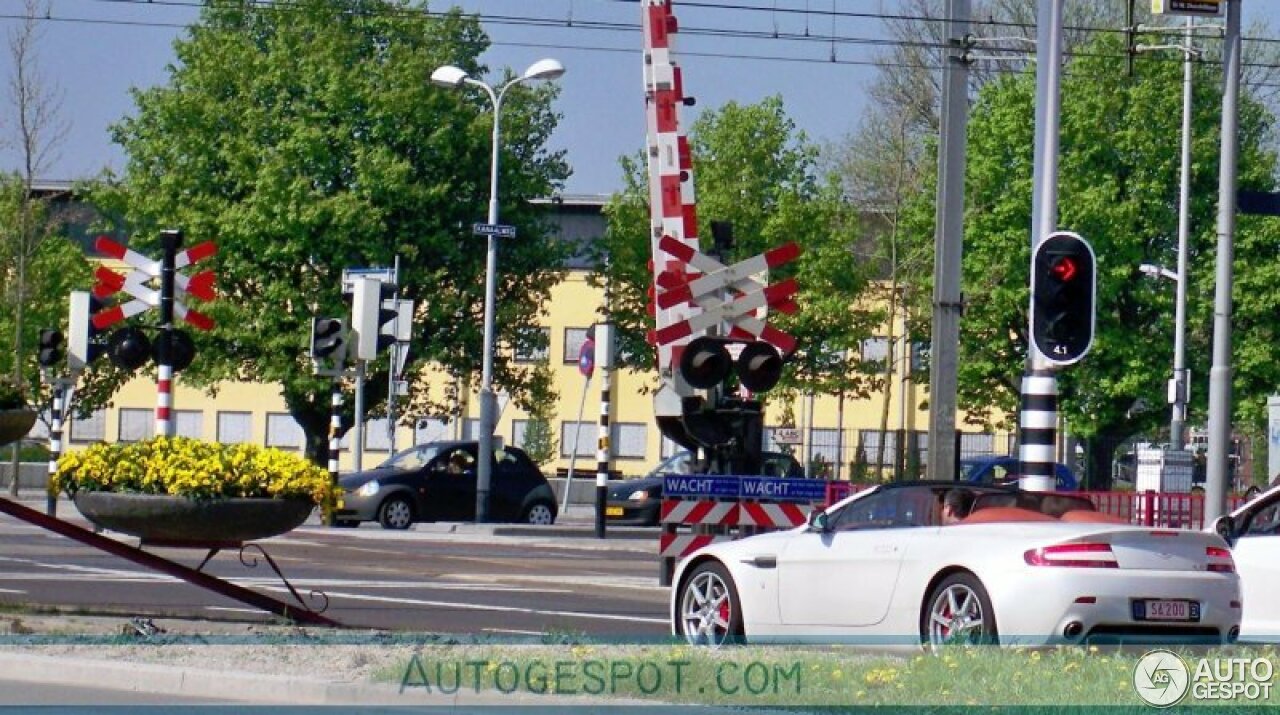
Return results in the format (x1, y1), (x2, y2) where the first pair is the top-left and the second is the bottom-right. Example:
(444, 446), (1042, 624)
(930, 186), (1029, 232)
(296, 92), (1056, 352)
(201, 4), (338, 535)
(592, 96), (873, 403)
(88, 0), (570, 461)
(900, 32), (1280, 485)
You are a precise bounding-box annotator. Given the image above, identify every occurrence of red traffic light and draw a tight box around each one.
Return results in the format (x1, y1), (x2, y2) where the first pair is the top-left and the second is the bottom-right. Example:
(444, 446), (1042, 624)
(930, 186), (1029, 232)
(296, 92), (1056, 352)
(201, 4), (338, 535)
(1049, 256), (1079, 282)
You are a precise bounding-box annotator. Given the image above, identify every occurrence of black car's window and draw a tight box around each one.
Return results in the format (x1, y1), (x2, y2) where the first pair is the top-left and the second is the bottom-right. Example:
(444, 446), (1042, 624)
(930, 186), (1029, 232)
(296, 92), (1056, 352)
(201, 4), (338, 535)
(830, 488), (935, 531)
(383, 445), (439, 471)
(428, 447), (476, 476)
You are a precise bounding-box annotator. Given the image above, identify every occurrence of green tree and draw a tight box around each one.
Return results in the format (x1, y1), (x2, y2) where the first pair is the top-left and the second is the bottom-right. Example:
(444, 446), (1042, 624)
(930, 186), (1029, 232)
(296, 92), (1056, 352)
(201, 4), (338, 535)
(903, 33), (1280, 487)
(89, 0), (569, 463)
(593, 97), (873, 405)
(517, 360), (558, 467)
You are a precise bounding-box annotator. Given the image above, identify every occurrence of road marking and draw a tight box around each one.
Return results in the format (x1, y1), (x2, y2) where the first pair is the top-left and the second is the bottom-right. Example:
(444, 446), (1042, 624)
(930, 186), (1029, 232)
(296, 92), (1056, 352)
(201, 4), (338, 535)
(268, 587), (668, 625)
(0, 588), (25, 594)
(482, 628), (546, 636)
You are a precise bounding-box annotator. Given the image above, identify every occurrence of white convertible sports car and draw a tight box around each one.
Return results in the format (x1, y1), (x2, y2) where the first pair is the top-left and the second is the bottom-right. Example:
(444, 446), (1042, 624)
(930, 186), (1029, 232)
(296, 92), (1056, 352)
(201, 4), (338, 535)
(1212, 482), (1280, 641)
(672, 482), (1241, 648)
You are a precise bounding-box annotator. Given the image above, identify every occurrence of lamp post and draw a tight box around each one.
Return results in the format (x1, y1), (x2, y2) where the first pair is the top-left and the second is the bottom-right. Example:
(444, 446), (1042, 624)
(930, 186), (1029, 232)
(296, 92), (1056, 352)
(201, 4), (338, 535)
(1140, 262), (1188, 451)
(1136, 15), (1203, 452)
(431, 58), (565, 523)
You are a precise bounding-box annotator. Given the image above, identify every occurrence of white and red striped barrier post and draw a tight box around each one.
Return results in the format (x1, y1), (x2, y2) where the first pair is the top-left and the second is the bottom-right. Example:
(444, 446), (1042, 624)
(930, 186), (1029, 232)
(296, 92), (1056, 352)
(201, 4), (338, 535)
(154, 230), (182, 438)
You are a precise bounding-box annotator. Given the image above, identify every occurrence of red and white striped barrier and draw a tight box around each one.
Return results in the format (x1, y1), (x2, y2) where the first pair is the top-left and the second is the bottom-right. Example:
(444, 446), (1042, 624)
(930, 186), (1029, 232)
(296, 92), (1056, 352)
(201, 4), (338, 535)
(660, 498), (737, 526)
(659, 532), (731, 560)
(738, 501), (808, 529)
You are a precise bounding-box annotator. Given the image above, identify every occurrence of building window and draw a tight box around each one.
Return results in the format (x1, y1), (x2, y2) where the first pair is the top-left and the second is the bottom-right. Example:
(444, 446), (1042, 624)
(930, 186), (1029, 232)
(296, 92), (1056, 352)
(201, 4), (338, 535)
(614, 423), (647, 459)
(514, 326), (551, 363)
(959, 432), (997, 458)
(69, 409), (106, 443)
(265, 413), (304, 450)
(809, 428), (841, 477)
(217, 412), (252, 444)
(559, 421), (646, 460)
(175, 410), (203, 439)
(860, 336), (892, 371)
(364, 418), (392, 452)
(858, 429), (898, 467)
(560, 421), (594, 458)
(414, 418), (449, 444)
(463, 418), (480, 441)
(118, 409), (153, 443)
(563, 327), (591, 365)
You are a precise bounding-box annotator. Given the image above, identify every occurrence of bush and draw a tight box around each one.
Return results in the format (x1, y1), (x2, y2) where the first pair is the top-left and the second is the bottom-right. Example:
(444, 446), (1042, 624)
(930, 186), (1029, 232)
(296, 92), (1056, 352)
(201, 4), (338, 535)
(0, 379), (26, 410)
(53, 436), (337, 508)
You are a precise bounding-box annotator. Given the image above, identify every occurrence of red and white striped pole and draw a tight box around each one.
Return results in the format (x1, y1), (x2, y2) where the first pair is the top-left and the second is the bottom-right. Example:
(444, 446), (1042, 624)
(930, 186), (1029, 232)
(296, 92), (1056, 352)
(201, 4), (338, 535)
(155, 230), (182, 438)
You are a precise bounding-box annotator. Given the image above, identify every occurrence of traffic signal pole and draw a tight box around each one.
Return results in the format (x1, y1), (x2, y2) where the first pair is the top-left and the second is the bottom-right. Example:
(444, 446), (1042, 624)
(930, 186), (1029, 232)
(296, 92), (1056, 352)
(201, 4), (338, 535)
(1019, 0), (1066, 492)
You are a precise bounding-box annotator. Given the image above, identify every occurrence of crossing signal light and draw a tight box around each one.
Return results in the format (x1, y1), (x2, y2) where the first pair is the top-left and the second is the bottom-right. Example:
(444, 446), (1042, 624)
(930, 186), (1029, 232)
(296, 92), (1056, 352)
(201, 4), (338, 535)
(157, 329), (196, 372)
(69, 291), (109, 370)
(310, 317), (347, 360)
(107, 327), (152, 371)
(37, 329), (64, 368)
(678, 336), (784, 394)
(1031, 232), (1095, 366)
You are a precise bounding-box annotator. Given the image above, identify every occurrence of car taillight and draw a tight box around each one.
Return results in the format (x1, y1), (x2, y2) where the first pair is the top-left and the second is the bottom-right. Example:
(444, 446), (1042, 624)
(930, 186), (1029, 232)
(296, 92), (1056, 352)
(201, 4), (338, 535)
(1024, 542), (1119, 568)
(1206, 546), (1235, 573)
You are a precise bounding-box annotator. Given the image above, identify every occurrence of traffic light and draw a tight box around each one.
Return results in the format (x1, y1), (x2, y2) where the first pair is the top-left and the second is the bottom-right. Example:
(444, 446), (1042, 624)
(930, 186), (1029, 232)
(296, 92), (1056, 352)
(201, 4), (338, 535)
(1031, 231), (1095, 366)
(351, 277), (397, 361)
(68, 291), (108, 370)
(310, 317), (347, 360)
(37, 329), (63, 368)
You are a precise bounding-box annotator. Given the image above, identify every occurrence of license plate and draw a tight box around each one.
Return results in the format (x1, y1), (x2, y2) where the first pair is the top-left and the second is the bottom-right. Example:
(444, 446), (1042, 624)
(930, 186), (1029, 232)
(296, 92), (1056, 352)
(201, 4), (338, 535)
(606, 506), (624, 517)
(1135, 599), (1199, 622)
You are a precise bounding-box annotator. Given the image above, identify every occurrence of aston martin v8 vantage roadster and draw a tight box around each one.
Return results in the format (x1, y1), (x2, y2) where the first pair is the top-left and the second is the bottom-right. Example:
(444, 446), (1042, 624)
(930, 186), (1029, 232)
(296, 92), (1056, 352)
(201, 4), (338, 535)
(672, 482), (1241, 648)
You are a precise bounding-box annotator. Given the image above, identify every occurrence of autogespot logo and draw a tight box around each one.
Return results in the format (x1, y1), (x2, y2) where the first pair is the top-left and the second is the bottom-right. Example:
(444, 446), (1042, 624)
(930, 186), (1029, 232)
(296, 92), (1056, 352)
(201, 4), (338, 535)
(1133, 649), (1190, 707)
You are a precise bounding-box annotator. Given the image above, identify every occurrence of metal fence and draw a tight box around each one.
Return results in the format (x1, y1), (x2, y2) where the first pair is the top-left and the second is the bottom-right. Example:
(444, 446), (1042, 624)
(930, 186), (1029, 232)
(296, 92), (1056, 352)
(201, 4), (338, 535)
(767, 428), (1017, 481)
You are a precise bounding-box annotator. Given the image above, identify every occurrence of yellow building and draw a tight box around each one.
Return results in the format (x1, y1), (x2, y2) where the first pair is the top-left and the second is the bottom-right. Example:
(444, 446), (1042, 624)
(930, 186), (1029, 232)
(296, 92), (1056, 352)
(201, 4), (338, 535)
(49, 193), (1006, 478)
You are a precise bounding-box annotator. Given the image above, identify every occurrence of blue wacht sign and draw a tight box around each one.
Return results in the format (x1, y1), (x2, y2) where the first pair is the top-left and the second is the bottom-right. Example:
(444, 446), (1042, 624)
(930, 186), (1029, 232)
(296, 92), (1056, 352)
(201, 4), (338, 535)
(662, 475), (827, 503)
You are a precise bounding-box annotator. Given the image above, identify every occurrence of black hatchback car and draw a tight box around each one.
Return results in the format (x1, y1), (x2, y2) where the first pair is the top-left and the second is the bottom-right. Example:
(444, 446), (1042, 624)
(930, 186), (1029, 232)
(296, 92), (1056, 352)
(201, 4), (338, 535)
(606, 450), (805, 526)
(333, 441), (558, 529)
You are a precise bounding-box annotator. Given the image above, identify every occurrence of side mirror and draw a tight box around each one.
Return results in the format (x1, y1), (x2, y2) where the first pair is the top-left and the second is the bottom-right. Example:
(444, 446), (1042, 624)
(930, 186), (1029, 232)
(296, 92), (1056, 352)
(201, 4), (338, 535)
(807, 508), (831, 533)
(1213, 515), (1236, 544)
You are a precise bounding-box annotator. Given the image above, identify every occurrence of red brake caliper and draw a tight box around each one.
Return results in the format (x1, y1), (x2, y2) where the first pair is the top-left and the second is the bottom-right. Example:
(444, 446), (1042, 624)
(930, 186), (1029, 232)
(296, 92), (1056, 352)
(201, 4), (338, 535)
(718, 588), (730, 624)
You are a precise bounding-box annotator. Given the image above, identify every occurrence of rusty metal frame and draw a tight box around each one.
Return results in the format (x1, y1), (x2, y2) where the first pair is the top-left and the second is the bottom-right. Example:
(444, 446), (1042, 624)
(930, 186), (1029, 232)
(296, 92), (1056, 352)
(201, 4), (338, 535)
(0, 496), (339, 627)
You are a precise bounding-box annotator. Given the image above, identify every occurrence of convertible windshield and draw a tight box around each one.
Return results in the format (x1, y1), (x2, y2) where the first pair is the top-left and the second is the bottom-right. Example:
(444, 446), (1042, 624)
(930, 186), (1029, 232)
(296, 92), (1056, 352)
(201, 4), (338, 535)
(379, 445), (443, 471)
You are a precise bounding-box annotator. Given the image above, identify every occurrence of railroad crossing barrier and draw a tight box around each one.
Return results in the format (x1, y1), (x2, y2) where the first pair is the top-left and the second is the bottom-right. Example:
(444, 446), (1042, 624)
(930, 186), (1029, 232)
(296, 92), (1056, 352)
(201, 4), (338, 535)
(658, 475), (827, 586)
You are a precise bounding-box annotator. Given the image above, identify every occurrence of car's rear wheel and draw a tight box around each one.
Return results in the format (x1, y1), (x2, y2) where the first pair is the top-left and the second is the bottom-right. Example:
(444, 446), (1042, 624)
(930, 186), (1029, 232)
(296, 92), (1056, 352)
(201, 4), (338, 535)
(378, 496), (414, 530)
(676, 561), (744, 647)
(523, 501), (556, 525)
(922, 572), (998, 649)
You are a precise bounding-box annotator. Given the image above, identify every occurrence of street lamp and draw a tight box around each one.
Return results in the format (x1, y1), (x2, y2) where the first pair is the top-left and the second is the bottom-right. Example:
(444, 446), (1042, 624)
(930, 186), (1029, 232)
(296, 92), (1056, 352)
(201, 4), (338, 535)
(1140, 262), (1189, 452)
(431, 58), (565, 523)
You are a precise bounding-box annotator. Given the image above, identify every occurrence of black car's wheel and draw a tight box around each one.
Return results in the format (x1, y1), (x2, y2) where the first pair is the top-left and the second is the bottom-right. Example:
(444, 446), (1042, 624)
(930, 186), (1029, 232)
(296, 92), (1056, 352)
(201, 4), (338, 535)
(921, 572), (998, 650)
(522, 501), (556, 525)
(378, 496), (414, 530)
(676, 561), (744, 647)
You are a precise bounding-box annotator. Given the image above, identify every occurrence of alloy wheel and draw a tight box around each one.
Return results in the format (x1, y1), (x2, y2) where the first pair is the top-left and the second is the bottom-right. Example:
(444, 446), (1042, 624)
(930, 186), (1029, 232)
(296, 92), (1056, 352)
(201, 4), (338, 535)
(680, 569), (733, 647)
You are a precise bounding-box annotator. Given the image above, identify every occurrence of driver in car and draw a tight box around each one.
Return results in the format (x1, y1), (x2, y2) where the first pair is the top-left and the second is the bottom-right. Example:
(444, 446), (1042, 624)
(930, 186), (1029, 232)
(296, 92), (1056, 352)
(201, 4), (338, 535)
(940, 489), (975, 525)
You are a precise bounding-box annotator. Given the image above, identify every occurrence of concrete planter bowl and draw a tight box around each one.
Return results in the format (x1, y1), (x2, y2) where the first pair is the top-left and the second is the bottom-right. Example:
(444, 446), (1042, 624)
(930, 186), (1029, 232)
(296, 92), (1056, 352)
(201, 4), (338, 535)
(72, 492), (313, 544)
(0, 409), (36, 447)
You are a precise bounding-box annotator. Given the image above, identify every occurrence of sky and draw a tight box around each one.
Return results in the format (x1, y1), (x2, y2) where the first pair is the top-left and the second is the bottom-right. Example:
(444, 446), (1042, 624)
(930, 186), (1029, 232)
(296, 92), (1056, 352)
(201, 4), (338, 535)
(3, 0), (1280, 196)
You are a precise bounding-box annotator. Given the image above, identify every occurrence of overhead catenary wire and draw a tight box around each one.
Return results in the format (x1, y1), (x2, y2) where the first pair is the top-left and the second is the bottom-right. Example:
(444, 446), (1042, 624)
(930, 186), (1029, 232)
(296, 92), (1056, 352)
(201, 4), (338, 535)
(7, 0), (1280, 81)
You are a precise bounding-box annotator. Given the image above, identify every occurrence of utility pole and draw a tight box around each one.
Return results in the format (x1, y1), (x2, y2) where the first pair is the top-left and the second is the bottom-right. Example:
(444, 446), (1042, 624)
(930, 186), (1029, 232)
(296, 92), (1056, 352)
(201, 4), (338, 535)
(1018, 0), (1065, 492)
(927, 0), (971, 480)
(1206, 0), (1242, 523)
